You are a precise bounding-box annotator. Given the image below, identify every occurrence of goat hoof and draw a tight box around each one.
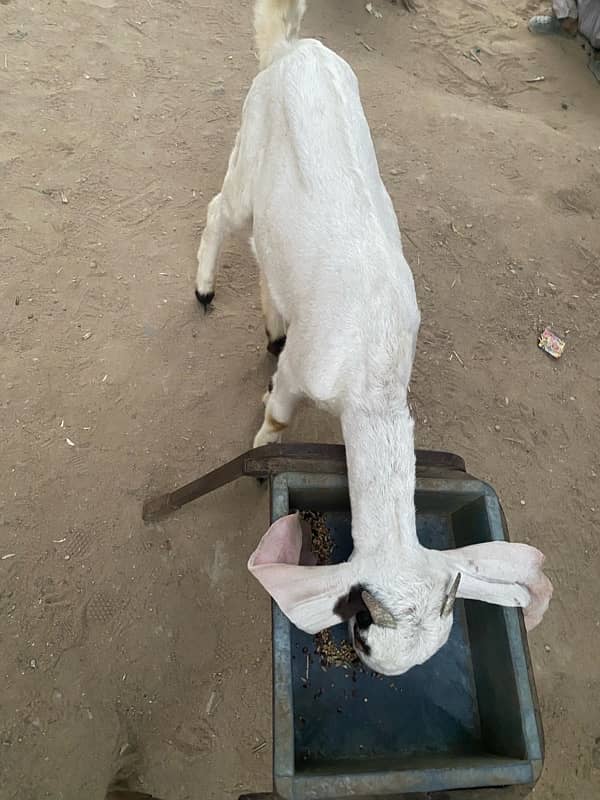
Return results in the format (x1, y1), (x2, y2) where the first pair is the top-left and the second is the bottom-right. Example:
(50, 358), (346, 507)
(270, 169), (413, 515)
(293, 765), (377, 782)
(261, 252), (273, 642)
(267, 335), (286, 357)
(195, 289), (215, 313)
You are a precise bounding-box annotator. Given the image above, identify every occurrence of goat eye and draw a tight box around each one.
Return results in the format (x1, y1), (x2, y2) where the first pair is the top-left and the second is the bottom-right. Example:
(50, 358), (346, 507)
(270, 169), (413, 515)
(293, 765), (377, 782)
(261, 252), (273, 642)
(356, 609), (372, 630)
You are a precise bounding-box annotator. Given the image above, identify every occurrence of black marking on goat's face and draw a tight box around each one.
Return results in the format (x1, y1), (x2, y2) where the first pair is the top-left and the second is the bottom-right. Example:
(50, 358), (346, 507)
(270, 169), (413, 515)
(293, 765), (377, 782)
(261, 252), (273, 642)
(195, 290), (215, 313)
(334, 584), (371, 624)
(356, 608), (373, 631)
(353, 622), (372, 657)
(267, 335), (286, 357)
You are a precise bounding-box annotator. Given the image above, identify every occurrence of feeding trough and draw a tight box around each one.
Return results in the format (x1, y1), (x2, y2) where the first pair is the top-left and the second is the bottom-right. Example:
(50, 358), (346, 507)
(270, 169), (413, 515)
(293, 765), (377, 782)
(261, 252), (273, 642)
(143, 445), (544, 799)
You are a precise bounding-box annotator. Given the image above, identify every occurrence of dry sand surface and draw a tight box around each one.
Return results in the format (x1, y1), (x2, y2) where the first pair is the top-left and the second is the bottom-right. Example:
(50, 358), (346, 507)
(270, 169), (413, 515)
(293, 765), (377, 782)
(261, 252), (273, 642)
(1, 0), (600, 798)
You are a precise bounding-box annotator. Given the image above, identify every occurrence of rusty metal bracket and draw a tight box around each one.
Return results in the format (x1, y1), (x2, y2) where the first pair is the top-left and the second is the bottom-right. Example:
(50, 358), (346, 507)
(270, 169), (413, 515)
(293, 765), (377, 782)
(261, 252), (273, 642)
(142, 444), (465, 522)
(237, 795), (278, 800)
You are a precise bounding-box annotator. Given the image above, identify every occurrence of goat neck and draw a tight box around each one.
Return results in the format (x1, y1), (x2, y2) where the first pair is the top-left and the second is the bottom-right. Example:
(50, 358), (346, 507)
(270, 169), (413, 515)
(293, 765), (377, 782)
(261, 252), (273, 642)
(341, 402), (419, 558)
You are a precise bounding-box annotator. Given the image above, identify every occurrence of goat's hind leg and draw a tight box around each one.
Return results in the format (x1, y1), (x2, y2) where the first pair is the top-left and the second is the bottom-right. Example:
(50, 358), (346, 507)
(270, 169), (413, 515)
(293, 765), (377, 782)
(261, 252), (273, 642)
(195, 192), (227, 311)
(195, 133), (250, 311)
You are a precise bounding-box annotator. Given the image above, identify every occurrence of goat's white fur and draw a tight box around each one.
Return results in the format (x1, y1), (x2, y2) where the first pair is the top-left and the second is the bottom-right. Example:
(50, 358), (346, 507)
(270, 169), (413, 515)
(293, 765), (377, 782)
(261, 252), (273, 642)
(197, 0), (552, 675)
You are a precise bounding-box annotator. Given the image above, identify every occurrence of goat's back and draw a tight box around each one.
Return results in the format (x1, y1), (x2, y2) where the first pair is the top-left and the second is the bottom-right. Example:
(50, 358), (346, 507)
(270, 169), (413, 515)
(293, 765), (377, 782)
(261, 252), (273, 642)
(242, 39), (420, 405)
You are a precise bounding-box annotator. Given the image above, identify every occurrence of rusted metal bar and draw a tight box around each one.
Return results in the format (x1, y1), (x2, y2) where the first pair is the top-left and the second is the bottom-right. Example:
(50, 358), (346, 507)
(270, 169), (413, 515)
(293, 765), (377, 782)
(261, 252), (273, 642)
(142, 443), (465, 522)
(237, 795), (277, 800)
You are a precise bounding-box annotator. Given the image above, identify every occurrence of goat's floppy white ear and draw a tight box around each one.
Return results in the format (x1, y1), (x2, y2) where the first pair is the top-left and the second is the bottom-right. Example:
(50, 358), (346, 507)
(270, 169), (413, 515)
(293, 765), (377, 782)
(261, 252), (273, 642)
(248, 513), (357, 634)
(440, 541), (552, 631)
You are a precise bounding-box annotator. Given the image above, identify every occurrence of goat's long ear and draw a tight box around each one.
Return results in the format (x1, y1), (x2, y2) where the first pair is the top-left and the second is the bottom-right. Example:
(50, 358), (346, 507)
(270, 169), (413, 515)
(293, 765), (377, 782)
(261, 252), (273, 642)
(439, 541), (552, 631)
(248, 513), (357, 634)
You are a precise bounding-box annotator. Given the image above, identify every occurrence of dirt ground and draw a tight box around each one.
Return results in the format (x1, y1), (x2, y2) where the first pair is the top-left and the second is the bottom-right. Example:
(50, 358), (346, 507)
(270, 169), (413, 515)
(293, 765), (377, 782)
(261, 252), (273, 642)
(1, 0), (600, 798)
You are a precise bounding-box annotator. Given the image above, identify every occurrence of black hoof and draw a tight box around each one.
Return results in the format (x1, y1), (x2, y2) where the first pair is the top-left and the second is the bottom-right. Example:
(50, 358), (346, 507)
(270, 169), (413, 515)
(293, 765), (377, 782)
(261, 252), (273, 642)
(195, 289), (214, 313)
(267, 335), (286, 357)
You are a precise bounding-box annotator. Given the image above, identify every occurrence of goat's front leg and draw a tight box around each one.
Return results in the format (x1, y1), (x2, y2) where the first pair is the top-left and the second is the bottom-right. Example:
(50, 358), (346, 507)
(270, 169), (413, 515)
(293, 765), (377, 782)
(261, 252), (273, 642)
(260, 270), (287, 357)
(253, 358), (300, 447)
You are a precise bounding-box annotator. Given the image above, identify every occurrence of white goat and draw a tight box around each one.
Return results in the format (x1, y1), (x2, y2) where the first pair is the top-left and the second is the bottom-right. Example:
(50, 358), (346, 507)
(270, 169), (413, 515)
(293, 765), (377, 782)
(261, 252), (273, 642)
(196, 0), (552, 675)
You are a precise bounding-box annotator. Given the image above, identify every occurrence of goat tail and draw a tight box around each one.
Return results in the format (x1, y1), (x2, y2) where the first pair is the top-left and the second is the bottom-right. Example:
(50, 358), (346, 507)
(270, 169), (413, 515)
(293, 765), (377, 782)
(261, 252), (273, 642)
(254, 0), (306, 69)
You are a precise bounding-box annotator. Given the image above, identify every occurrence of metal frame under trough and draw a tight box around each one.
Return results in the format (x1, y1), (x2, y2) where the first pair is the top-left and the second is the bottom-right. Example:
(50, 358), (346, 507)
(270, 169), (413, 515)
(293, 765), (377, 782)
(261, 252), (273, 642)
(142, 444), (467, 522)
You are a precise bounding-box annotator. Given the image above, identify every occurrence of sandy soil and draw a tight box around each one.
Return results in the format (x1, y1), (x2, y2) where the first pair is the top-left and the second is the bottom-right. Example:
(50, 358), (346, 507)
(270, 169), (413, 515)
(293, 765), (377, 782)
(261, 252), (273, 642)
(1, 0), (599, 798)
